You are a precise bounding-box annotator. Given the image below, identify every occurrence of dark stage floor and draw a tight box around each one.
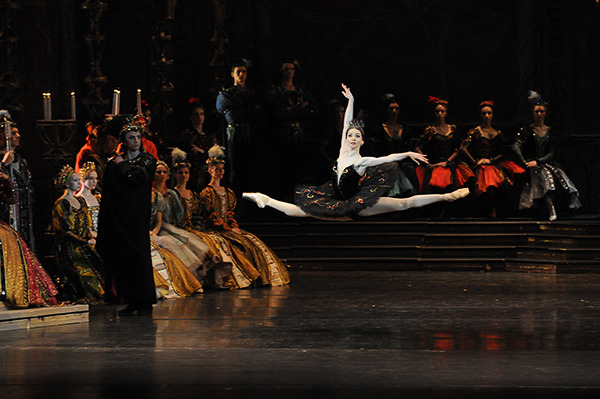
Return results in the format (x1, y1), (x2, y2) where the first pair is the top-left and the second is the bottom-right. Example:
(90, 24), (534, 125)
(3, 271), (600, 398)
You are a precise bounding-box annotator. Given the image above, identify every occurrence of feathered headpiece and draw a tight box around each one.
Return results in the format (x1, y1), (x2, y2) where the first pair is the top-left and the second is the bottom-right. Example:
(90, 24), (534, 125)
(56, 164), (76, 188)
(171, 148), (190, 170)
(527, 90), (548, 109)
(382, 93), (398, 105)
(206, 145), (227, 165)
(479, 100), (495, 109)
(428, 96), (449, 108)
(79, 161), (97, 180)
(188, 97), (202, 107)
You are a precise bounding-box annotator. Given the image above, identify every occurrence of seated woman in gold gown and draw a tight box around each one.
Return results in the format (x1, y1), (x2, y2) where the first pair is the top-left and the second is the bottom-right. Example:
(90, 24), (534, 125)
(197, 146), (290, 287)
(150, 161), (205, 298)
(171, 148), (289, 289)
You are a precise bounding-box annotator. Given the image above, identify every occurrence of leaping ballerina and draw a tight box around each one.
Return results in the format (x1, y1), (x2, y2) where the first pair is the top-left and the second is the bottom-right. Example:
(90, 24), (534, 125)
(243, 84), (470, 220)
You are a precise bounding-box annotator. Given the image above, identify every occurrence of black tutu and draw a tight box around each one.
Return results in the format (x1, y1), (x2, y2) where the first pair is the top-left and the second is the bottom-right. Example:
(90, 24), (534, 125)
(519, 162), (582, 210)
(294, 162), (400, 218)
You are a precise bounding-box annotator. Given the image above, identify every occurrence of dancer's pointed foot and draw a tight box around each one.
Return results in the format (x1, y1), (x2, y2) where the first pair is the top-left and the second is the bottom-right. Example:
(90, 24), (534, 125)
(445, 187), (470, 202)
(242, 192), (269, 208)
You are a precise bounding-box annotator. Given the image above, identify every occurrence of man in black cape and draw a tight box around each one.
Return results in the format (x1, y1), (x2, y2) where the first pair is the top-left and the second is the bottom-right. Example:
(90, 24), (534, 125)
(96, 115), (157, 316)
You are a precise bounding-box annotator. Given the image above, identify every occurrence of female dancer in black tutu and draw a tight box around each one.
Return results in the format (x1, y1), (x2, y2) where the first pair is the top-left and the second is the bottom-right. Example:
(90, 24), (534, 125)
(513, 91), (581, 220)
(243, 84), (469, 220)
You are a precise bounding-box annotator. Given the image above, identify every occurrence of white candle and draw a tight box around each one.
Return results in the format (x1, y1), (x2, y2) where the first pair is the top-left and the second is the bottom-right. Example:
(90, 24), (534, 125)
(115, 90), (121, 115)
(112, 90), (117, 115)
(43, 93), (52, 120)
(48, 92), (52, 120)
(136, 89), (142, 115)
(71, 92), (76, 120)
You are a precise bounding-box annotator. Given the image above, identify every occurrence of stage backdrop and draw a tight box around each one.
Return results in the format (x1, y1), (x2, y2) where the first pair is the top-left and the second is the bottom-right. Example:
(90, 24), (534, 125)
(2, 0), (599, 255)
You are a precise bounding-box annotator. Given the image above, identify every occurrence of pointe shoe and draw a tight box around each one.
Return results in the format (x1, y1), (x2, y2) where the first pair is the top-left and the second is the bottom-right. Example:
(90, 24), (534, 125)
(545, 197), (557, 221)
(446, 187), (470, 202)
(548, 207), (557, 221)
(242, 192), (268, 208)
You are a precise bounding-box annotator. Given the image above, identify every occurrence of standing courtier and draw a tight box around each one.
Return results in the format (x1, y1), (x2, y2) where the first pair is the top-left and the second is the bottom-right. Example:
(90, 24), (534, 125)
(96, 115), (157, 316)
(216, 59), (260, 191)
(0, 110), (36, 251)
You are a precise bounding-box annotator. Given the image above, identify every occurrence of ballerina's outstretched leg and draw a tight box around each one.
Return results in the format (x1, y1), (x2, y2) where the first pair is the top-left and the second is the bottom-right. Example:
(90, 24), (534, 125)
(243, 192), (309, 217)
(244, 188), (469, 219)
(358, 188), (470, 216)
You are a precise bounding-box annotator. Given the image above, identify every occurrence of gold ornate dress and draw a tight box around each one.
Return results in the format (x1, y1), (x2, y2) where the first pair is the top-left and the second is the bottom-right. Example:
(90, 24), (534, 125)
(53, 196), (105, 303)
(1, 173), (58, 308)
(177, 189), (256, 289)
(150, 190), (203, 298)
(198, 186), (290, 287)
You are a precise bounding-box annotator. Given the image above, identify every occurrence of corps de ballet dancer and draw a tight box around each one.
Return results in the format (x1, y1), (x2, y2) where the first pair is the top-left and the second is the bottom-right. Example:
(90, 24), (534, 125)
(243, 84), (469, 220)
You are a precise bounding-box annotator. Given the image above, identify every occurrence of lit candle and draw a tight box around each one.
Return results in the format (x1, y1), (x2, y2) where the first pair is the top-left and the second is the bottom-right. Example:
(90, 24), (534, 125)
(48, 92), (52, 120)
(115, 89), (121, 115)
(112, 90), (118, 115)
(136, 89), (142, 115)
(71, 92), (76, 120)
(43, 92), (52, 120)
(42, 93), (47, 119)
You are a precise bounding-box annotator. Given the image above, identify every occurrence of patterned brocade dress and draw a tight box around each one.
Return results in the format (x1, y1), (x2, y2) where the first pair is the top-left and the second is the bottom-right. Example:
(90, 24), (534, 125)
(1, 176), (58, 307)
(200, 186), (290, 287)
(182, 186), (289, 289)
(53, 197), (104, 303)
(150, 190), (203, 298)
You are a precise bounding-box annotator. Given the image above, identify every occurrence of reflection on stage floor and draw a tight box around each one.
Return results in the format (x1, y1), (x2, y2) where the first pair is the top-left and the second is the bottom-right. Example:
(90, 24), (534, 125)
(2, 271), (600, 398)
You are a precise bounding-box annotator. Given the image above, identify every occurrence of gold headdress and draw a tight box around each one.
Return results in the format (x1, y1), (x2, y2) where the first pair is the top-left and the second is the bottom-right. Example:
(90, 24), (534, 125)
(79, 161), (97, 180)
(56, 164), (75, 188)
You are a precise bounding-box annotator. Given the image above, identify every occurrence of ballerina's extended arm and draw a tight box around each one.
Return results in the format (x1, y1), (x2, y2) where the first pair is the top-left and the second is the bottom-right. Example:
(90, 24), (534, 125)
(339, 83), (354, 156)
(356, 152), (428, 169)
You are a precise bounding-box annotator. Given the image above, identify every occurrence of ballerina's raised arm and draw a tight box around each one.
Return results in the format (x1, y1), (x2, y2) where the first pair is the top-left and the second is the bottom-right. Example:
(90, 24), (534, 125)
(340, 83), (354, 156)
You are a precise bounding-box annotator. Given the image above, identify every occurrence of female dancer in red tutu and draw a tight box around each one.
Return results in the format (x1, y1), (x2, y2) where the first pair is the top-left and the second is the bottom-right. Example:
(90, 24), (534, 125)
(462, 100), (525, 217)
(415, 96), (473, 195)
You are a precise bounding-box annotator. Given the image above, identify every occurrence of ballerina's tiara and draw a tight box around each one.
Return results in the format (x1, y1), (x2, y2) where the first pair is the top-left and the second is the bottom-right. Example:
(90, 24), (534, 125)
(349, 119), (364, 130)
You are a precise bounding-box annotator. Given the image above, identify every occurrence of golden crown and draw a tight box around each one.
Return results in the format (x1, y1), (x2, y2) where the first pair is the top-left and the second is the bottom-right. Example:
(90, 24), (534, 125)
(57, 164), (75, 187)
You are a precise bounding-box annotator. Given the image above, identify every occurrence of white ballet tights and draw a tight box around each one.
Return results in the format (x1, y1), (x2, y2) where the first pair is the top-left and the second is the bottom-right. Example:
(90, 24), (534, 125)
(359, 192), (458, 216)
(265, 197), (309, 217)
(244, 188), (468, 219)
